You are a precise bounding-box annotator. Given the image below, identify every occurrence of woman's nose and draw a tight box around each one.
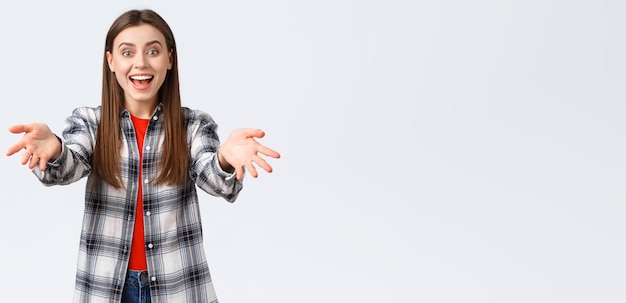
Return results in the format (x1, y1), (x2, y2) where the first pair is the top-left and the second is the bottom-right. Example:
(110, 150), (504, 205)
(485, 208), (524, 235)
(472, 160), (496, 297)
(134, 53), (148, 68)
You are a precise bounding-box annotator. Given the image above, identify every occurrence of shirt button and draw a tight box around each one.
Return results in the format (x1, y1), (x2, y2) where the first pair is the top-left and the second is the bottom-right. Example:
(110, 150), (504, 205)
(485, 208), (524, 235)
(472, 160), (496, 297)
(146, 211), (151, 216)
(146, 146), (151, 151)
(151, 276), (157, 282)
(148, 243), (154, 249)
(144, 179), (149, 184)
(153, 116), (158, 121)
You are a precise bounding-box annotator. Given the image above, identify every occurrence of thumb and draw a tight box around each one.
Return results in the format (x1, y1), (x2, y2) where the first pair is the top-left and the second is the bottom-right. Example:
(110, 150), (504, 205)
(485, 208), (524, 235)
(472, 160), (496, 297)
(242, 128), (265, 139)
(8, 124), (33, 134)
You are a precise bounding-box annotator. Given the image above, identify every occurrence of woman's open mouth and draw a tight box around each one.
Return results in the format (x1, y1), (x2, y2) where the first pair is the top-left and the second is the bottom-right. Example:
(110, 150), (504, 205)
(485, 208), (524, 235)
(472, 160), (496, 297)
(130, 75), (154, 90)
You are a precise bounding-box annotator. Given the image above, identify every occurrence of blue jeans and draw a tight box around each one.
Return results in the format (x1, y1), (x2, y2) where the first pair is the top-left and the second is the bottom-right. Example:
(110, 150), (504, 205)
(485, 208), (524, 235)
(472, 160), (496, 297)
(121, 270), (152, 303)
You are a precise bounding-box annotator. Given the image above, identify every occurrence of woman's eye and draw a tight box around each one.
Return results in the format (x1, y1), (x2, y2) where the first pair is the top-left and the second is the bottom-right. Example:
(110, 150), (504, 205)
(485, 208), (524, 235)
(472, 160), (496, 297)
(148, 49), (159, 55)
(122, 50), (132, 57)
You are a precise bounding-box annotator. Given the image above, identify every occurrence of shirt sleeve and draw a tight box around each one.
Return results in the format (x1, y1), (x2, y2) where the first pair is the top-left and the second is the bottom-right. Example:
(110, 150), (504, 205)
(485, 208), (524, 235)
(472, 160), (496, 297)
(33, 107), (96, 186)
(187, 109), (243, 202)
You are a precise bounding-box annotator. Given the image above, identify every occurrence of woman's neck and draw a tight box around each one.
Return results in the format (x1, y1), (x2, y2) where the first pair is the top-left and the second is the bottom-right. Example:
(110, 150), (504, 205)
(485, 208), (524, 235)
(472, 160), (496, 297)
(124, 100), (158, 119)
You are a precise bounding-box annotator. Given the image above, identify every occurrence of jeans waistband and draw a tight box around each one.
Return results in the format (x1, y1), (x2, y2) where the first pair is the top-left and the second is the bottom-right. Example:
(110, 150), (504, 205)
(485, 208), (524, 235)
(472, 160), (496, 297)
(126, 270), (151, 287)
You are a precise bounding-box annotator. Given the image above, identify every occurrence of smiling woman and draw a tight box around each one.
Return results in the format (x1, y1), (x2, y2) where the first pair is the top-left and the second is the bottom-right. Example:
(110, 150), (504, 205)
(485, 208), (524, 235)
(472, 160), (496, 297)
(106, 25), (172, 117)
(5, 8), (280, 303)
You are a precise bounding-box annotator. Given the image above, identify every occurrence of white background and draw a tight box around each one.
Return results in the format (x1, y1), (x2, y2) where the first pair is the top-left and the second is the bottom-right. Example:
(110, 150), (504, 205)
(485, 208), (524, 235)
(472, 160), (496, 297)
(1, 0), (624, 302)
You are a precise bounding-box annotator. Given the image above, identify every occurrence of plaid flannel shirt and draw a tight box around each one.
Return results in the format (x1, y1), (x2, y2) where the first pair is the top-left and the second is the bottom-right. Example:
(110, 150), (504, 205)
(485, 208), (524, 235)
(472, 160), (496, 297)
(34, 104), (243, 303)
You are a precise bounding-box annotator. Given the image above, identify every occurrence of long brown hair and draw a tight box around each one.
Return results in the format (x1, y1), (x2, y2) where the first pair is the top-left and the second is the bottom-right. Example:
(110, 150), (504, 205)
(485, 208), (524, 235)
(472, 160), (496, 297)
(91, 9), (188, 188)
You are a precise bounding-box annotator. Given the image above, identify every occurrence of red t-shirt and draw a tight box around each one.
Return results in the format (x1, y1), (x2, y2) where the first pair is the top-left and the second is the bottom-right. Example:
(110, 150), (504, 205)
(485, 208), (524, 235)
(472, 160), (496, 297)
(129, 115), (150, 270)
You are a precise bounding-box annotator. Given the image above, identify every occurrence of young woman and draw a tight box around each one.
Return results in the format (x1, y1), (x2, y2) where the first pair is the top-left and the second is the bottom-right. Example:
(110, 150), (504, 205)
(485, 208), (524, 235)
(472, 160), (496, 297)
(6, 9), (279, 303)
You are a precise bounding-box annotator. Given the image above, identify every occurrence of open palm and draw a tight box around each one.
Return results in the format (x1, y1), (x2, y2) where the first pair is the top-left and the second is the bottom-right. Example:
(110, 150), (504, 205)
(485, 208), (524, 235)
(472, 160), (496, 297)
(218, 128), (280, 180)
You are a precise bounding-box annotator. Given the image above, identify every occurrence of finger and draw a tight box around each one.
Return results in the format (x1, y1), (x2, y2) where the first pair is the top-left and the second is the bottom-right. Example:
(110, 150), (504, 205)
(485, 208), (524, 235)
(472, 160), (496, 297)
(6, 142), (26, 156)
(8, 124), (33, 135)
(29, 155), (40, 169)
(21, 150), (31, 165)
(257, 145), (280, 159)
(242, 128), (265, 139)
(39, 156), (48, 171)
(252, 155), (273, 173)
(235, 165), (245, 181)
(246, 162), (259, 178)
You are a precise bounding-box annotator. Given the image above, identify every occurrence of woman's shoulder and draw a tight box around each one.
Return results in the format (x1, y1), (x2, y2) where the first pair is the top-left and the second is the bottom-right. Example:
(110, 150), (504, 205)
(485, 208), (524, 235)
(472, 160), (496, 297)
(70, 105), (101, 118)
(182, 107), (216, 124)
(63, 106), (101, 130)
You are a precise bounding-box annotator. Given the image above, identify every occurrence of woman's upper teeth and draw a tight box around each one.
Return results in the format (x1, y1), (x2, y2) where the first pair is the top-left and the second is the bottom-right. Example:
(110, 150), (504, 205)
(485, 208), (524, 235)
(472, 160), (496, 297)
(131, 75), (153, 80)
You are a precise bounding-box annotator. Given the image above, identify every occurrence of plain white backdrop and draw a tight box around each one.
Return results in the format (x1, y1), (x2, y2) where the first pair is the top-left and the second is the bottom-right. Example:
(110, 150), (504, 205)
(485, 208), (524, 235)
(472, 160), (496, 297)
(1, 0), (624, 302)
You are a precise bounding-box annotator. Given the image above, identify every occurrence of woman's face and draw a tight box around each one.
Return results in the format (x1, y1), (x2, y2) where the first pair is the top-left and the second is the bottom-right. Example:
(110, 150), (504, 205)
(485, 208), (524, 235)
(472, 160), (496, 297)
(107, 24), (172, 111)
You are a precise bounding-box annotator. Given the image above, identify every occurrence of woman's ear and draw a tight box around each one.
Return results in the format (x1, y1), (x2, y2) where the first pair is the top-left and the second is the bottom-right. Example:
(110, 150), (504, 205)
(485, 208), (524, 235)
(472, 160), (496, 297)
(106, 51), (115, 72)
(168, 50), (173, 70)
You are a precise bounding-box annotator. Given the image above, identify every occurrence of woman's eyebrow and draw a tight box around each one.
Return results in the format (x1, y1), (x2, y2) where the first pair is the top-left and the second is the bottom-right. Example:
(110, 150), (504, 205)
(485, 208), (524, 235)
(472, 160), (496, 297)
(144, 40), (163, 47)
(117, 42), (135, 49)
(117, 40), (163, 49)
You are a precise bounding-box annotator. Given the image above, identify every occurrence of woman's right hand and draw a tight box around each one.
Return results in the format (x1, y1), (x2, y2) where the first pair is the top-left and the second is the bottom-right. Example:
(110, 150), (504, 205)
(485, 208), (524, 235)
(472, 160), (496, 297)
(6, 123), (62, 171)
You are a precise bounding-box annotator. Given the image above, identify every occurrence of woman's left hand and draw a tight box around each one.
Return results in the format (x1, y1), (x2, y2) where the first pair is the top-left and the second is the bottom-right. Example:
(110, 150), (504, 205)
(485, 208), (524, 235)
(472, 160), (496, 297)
(218, 128), (280, 180)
